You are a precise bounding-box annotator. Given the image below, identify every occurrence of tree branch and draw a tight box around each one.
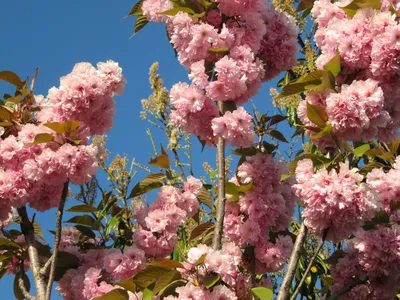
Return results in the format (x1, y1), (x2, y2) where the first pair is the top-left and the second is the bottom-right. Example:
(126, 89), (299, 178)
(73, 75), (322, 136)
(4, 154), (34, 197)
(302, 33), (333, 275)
(326, 279), (367, 300)
(30, 67), (39, 91)
(17, 206), (47, 300)
(290, 239), (325, 300)
(19, 276), (36, 300)
(277, 223), (308, 300)
(212, 101), (226, 251)
(45, 181), (69, 300)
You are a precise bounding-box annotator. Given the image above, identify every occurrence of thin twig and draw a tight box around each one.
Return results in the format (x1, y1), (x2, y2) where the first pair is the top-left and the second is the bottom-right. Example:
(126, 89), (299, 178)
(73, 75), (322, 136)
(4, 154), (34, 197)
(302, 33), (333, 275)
(290, 240), (325, 300)
(30, 67), (39, 91)
(45, 181), (69, 300)
(212, 101), (226, 250)
(17, 206), (47, 300)
(172, 148), (186, 180)
(40, 256), (53, 276)
(326, 279), (367, 300)
(277, 223), (308, 300)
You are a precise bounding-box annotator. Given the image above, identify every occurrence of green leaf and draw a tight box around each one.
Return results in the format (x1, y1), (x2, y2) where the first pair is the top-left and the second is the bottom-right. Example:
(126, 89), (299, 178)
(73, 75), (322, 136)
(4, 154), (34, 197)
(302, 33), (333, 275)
(153, 269), (181, 295)
(323, 51), (341, 76)
(158, 7), (195, 16)
(391, 199), (400, 212)
(189, 222), (214, 240)
(128, 173), (166, 199)
(14, 271), (30, 300)
(288, 153), (331, 174)
(278, 70), (325, 98)
(0, 238), (21, 249)
(0, 71), (23, 87)
(269, 129), (288, 143)
(324, 250), (345, 265)
(142, 283), (154, 300)
(309, 124), (332, 140)
(66, 205), (98, 213)
(194, 253), (207, 266)
(127, 0), (144, 16)
(74, 225), (96, 239)
(251, 287), (273, 300)
(158, 279), (187, 297)
(7, 95), (22, 104)
(269, 115), (287, 126)
(148, 146), (170, 169)
(132, 266), (170, 289)
(354, 144), (370, 157)
(362, 210), (390, 230)
(197, 186), (212, 208)
(33, 221), (44, 240)
(65, 215), (97, 228)
(262, 141), (278, 154)
(93, 289), (129, 300)
(26, 133), (54, 146)
(297, 0), (316, 11)
(340, 0), (381, 17)
(202, 274), (220, 288)
(208, 47), (230, 55)
(54, 252), (80, 281)
(44, 120), (80, 134)
(306, 102), (328, 128)
(0, 106), (13, 121)
(197, 0), (215, 9)
(231, 147), (258, 156)
(149, 259), (184, 269)
(115, 278), (136, 293)
(133, 14), (149, 36)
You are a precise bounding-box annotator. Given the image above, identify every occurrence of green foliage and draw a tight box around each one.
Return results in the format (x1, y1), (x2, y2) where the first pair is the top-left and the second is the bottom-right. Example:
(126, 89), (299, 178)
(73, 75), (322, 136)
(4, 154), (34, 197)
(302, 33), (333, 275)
(341, 0), (381, 17)
(128, 173), (166, 199)
(251, 287), (273, 300)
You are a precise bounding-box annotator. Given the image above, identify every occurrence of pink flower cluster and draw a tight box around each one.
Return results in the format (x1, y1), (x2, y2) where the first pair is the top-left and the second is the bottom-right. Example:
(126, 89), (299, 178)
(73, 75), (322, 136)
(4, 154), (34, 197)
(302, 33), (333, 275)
(330, 225), (400, 300)
(37, 60), (125, 136)
(164, 283), (238, 300)
(367, 155), (400, 220)
(293, 159), (379, 242)
(211, 107), (255, 148)
(298, 79), (391, 144)
(0, 124), (99, 221)
(305, 1), (400, 142)
(141, 0), (297, 146)
(132, 176), (201, 258)
(223, 153), (296, 272)
(169, 243), (252, 298)
(57, 247), (145, 300)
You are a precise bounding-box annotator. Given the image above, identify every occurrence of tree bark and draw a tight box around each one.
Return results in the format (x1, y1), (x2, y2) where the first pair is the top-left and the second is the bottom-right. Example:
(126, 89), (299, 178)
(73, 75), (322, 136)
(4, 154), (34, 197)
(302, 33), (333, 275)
(45, 181), (69, 300)
(277, 223), (308, 300)
(212, 101), (226, 251)
(17, 207), (47, 300)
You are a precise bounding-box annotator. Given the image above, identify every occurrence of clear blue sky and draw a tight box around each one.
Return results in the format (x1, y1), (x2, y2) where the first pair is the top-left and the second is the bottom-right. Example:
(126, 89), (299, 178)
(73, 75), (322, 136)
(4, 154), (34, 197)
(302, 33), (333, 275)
(0, 1), (291, 298)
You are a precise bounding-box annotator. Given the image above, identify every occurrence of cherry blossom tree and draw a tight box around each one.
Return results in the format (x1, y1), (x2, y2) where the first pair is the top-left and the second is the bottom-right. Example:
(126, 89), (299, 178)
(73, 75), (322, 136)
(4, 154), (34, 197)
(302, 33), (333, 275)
(1, 0), (400, 299)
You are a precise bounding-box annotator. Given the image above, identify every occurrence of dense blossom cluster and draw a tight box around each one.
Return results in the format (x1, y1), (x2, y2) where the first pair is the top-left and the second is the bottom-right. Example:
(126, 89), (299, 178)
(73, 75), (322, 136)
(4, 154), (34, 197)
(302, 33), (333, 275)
(0, 61), (124, 223)
(169, 243), (248, 299)
(57, 240), (145, 299)
(293, 159), (378, 242)
(37, 61), (125, 136)
(141, 0), (297, 146)
(132, 176), (201, 258)
(298, 0), (400, 143)
(330, 225), (400, 299)
(367, 155), (400, 219)
(224, 153), (296, 272)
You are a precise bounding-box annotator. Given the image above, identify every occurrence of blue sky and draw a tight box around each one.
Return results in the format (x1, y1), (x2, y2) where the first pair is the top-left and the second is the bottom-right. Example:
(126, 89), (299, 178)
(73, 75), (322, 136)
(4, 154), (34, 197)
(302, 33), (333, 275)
(0, 1), (294, 298)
